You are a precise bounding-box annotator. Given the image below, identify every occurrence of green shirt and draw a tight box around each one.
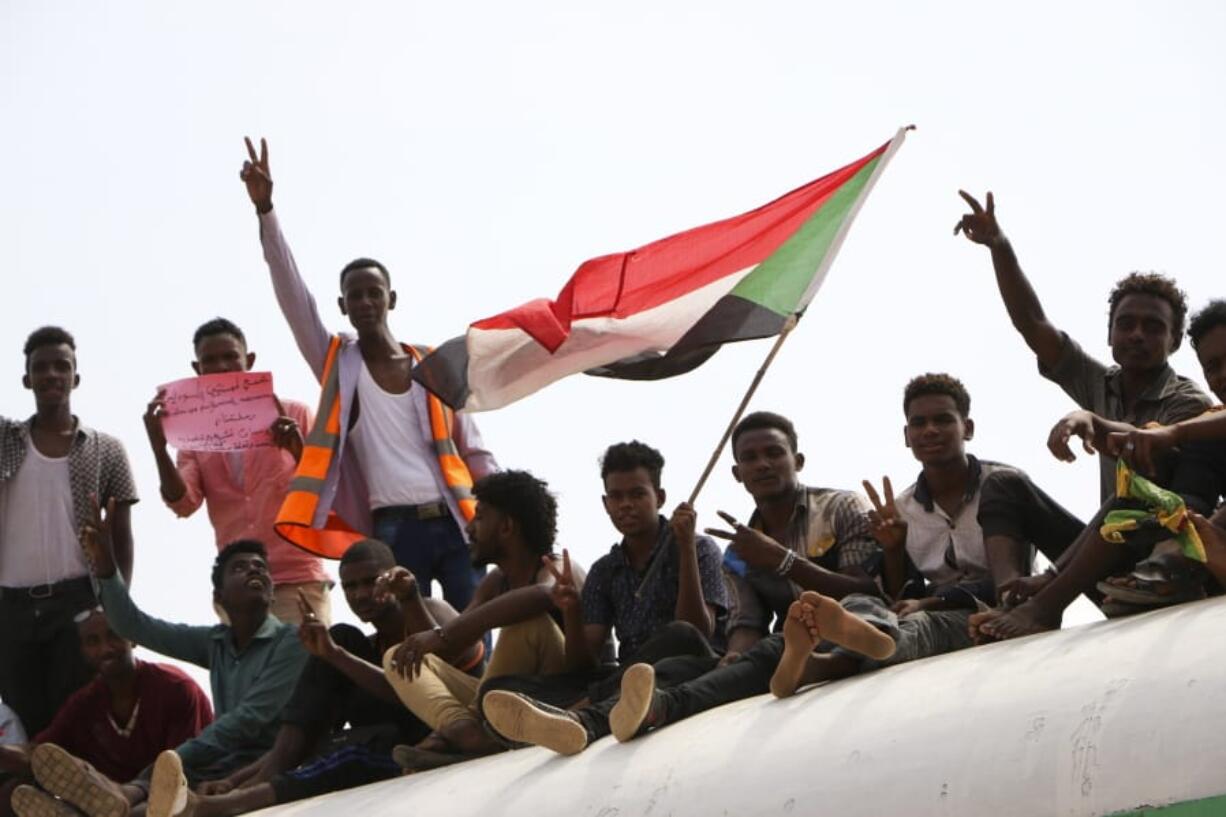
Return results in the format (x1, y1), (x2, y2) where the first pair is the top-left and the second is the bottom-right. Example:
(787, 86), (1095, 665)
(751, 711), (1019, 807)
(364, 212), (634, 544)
(98, 574), (307, 777)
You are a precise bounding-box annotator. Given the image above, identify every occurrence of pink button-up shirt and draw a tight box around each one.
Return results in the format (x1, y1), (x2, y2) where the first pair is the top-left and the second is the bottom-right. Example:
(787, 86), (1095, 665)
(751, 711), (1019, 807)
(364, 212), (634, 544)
(167, 397), (328, 586)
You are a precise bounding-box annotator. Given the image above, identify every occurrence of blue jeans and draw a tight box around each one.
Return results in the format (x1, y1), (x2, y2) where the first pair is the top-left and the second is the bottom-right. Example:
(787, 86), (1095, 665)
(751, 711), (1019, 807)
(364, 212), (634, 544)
(371, 508), (482, 611)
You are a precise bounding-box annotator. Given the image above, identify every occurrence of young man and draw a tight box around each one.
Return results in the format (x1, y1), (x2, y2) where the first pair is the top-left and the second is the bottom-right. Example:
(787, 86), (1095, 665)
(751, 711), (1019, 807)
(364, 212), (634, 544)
(479, 441), (728, 716)
(483, 411), (889, 755)
(2, 609), (212, 817)
(129, 539), (483, 817)
(955, 191), (1211, 503)
(16, 508), (308, 817)
(381, 470), (581, 761)
(973, 301), (1226, 639)
(239, 139), (497, 610)
(0, 327), (139, 736)
(143, 318), (330, 625)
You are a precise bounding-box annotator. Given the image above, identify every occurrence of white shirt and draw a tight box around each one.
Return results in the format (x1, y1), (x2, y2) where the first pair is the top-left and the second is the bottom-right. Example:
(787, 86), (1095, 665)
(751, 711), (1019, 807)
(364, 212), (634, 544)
(0, 438), (88, 587)
(0, 703), (26, 745)
(348, 362), (445, 509)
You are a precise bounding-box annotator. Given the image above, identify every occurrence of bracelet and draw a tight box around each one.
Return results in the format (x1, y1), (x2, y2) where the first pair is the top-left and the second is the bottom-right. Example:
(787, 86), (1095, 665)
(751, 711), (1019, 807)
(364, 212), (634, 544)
(776, 549), (797, 577)
(432, 625), (449, 643)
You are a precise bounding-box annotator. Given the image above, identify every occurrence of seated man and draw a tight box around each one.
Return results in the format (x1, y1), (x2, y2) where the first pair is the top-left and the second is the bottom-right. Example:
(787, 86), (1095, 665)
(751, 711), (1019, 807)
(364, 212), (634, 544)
(131, 539), (483, 817)
(13, 504), (308, 817)
(479, 441), (728, 717)
(380, 470), (584, 762)
(485, 410), (895, 754)
(975, 300), (1226, 639)
(2, 609), (212, 817)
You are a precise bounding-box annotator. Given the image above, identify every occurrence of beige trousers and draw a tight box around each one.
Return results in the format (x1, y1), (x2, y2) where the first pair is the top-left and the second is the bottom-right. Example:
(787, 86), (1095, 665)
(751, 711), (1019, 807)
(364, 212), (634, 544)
(383, 614), (566, 731)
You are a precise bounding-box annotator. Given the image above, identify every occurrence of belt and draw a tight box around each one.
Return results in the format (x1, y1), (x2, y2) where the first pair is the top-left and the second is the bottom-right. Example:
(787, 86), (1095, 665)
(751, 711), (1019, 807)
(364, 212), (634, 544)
(0, 575), (94, 602)
(375, 501), (450, 521)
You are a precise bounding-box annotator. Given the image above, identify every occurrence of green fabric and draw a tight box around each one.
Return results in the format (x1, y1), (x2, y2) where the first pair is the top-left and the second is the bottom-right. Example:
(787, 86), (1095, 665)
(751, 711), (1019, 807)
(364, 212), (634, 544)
(729, 155), (881, 316)
(1109, 793), (1226, 816)
(1100, 461), (1206, 562)
(98, 574), (308, 776)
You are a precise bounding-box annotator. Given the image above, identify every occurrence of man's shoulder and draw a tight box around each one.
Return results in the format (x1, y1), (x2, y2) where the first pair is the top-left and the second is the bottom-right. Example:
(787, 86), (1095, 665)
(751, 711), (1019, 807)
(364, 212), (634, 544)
(804, 485), (869, 512)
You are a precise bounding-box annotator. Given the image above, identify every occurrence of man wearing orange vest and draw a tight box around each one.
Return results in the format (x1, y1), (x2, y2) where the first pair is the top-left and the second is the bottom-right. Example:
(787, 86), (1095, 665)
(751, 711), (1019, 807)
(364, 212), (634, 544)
(239, 138), (498, 612)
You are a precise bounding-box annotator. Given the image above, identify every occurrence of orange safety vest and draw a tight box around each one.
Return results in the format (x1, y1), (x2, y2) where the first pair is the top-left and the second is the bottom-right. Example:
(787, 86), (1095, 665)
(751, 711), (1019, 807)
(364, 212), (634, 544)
(275, 337), (478, 559)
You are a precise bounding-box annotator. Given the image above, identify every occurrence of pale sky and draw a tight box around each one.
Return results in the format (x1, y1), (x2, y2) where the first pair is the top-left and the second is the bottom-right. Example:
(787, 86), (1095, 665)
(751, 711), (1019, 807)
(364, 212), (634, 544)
(2, 1), (1224, 694)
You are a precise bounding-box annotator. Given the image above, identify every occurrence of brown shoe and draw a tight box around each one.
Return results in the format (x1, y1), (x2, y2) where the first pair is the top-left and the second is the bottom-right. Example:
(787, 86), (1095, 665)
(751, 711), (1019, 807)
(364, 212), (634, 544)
(11, 785), (83, 817)
(30, 745), (128, 817)
(483, 691), (589, 756)
(147, 752), (193, 817)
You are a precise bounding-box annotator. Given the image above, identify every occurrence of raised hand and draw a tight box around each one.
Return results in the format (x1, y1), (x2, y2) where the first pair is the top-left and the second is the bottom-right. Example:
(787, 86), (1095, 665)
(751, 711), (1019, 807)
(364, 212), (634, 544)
(143, 390), (168, 449)
(269, 395), (304, 462)
(1047, 411), (1097, 463)
(704, 511), (788, 571)
(240, 137), (273, 214)
(544, 549), (580, 613)
(862, 477), (907, 552)
(375, 566), (419, 603)
(80, 495), (118, 579)
(953, 190), (1005, 247)
(1105, 425), (1177, 477)
(669, 502), (697, 548)
(297, 590), (339, 660)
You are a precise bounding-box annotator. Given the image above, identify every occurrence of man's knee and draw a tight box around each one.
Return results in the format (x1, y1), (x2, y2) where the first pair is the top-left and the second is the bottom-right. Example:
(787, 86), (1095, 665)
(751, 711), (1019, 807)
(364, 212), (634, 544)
(650, 620), (710, 654)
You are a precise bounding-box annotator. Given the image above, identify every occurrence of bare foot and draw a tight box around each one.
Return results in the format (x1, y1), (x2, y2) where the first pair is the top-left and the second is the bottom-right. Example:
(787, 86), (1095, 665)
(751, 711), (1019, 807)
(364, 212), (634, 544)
(974, 600), (1062, 641)
(770, 598), (821, 698)
(806, 591), (896, 660)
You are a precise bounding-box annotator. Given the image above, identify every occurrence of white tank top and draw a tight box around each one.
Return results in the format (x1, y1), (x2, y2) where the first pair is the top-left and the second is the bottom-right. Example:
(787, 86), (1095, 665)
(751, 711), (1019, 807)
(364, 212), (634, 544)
(0, 439), (88, 587)
(348, 361), (446, 509)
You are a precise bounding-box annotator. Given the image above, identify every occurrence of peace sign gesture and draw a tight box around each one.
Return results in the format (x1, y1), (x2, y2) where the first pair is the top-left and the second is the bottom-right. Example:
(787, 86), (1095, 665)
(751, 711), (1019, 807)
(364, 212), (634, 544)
(544, 549), (580, 613)
(240, 136), (273, 214)
(953, 190), (1004, 248)
(862, 477), (907, 552)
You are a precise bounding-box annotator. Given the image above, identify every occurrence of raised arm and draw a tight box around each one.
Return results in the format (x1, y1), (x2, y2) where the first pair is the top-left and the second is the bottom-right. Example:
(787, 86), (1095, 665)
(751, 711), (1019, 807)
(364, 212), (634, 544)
(453, 411), (498, 481)
(670, 503), (716, 637)
(241, 137), (332, 378)
(955, 191), (1065, 369)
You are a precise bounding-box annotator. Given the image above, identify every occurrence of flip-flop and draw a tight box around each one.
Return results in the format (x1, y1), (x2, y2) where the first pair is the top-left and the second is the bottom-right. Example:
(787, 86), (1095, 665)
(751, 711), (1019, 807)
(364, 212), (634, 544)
(390, 745), (479, 772)
(1096, 552), (1206, 606)
(1099, 597), (1151, 619)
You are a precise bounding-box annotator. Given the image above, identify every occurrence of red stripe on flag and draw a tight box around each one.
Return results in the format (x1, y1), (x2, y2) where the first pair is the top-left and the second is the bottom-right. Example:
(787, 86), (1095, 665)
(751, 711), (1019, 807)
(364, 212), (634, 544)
(472, 141), (889, 353)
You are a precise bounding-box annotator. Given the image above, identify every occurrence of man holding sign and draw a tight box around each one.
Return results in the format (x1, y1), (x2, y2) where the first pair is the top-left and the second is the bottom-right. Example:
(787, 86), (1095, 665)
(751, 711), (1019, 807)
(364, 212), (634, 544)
(143, 318), (330, 625)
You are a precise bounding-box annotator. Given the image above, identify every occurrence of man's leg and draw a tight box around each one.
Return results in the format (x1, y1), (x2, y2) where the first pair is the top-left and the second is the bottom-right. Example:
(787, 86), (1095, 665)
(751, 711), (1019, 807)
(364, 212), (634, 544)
(373, 510), (440, 596)
(381, 649), (490, 754)
(429, 516), (482, 613)
(481, 616), (567, 682)
(270, 583), (331, 626)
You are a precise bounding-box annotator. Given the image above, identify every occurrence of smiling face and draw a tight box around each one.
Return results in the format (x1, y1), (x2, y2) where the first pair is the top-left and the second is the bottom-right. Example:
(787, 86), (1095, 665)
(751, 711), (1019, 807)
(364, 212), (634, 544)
(24, 343), (78, 411)
(1109, 293), (1178, 373)
(731, 428), (804, 502)
(338, 267), (396, 334)
(77, 611), (135, 681)
(602, 467), (664, 539)
(215, 550), (274, 614)
(1195, 324), (1226, 403)
(193, 333), (254, 376)
(904, 394), (973, 466)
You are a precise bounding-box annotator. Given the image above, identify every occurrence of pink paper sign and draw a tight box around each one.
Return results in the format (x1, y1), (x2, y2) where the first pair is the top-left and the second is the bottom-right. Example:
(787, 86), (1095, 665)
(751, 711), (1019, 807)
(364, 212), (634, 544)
(158, 372), (279, 452)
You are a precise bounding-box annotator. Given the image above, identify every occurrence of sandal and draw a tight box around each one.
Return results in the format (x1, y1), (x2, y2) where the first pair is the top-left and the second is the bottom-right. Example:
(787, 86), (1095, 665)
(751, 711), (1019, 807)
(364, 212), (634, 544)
(1096, 551), (1207, 606)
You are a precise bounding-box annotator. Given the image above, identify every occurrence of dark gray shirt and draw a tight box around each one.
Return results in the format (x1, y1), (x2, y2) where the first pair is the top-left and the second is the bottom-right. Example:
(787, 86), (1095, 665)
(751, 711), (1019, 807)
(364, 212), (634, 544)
(1040, 334), (1211, 502)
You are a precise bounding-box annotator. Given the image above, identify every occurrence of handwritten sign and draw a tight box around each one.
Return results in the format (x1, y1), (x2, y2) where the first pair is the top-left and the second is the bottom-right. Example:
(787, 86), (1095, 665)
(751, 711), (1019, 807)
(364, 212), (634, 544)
(159, 372), (279, 452)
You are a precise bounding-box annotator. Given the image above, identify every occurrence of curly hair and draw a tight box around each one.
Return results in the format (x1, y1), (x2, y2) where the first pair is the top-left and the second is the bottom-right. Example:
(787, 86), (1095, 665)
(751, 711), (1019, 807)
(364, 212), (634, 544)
(473, 470), (558, 555)
(600, 441), (665, 489)
(1189, 300), (1226, 352)
(24, 326), (76, 368)
(211, 540), (268, 592)
(731, 411), (798, 455)
(1108, 272), (1187, 351)
(903, 373), (971, 418)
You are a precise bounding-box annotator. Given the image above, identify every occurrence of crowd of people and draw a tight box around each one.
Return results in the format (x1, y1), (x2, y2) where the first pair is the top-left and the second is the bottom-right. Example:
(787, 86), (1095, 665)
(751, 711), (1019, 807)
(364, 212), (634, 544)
(1, 142), (1224, 817)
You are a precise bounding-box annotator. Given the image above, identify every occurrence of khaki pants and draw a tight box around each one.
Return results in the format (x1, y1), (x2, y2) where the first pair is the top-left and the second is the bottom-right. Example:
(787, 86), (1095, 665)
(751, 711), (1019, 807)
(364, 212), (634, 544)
(213, 581), (332, 626)
(383, 615), (565, 731)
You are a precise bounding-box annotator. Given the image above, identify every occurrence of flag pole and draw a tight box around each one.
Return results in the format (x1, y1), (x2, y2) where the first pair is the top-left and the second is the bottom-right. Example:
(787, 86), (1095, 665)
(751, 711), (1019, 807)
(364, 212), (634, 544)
(687, 314), (799, 506)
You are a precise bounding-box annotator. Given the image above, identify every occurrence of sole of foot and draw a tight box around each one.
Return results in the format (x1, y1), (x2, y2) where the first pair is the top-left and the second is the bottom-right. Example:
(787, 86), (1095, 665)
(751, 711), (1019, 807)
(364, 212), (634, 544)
(12, 785), (82, 817)
(30, 744), (128, 817)
(483, 691), (588, 756)
(771, 599), (821, 698)
(390, 745), (476, 773)
(147, 752), (189, 817)
(803, 591), (896, 660)
(610, 663), (657, 743)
